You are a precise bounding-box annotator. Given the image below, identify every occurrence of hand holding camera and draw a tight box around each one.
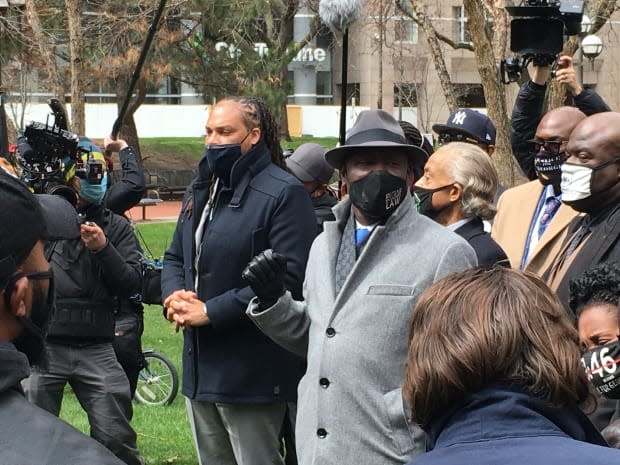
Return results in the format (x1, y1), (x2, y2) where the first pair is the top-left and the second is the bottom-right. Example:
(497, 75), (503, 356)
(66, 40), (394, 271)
(554, 55), (583, 97)
(103, 135), (129, 153)
(242, 249), (288, 310)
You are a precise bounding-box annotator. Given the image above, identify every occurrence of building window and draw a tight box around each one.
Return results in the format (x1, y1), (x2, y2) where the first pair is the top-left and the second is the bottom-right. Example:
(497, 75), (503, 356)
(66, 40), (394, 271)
(453, 6), (471, 44)
(395, 18), (418, 43)
(453, 84), (485, 108)
(394, 83), (419, 107)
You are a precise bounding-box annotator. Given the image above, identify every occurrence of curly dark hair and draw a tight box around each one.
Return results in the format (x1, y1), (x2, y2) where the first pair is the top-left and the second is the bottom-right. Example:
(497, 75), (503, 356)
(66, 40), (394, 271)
(569, 262), (620, 317)
(219, 96), (286, 170)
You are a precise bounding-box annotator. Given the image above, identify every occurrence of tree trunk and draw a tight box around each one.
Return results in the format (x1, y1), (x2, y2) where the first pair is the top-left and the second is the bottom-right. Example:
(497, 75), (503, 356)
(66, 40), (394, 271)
(463, 0), (516, 187)
(410, 0), (458, 112)
(24, 0), (66, 114)
(66, 0), (86, 135)
(116, 76), (146, 160)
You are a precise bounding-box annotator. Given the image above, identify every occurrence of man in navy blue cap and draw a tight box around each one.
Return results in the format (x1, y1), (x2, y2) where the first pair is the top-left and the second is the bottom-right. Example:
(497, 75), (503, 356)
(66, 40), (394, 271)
(433, 108), (496, 156)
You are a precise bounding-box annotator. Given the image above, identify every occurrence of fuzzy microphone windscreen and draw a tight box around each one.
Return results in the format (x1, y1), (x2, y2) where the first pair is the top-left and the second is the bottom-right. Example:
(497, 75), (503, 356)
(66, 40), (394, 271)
(319, 0), (365, 33)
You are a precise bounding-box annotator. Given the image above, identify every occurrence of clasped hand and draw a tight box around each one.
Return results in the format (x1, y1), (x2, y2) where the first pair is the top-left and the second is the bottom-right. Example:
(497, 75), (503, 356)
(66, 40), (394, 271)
(164, 289), (209, 331)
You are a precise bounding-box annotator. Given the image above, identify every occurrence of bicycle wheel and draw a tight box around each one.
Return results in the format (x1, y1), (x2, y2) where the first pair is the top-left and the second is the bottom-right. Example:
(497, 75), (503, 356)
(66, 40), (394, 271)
(134, 351), (179, 406)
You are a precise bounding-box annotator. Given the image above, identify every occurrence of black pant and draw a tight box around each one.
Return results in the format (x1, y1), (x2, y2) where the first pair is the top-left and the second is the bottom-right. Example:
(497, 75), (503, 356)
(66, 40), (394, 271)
(112, 310), (145, 397)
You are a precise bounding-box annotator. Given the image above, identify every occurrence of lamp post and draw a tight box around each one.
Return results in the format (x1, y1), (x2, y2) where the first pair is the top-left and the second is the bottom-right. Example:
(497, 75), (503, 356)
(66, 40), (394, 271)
(581, 34), (603, 70)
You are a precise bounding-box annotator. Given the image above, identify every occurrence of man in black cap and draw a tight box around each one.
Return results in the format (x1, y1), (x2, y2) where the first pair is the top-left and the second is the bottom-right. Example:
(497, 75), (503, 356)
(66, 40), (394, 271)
(433, 108), (496, 156)
(242, 109), (477, 465)
(286, 143), (337, 234)
(0, 170), (124, 464)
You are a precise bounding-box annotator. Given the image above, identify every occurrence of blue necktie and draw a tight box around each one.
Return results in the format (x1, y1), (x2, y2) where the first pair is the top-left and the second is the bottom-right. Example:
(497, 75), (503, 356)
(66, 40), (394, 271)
(538, 197), (561, 238)
(355, 228), (371, 248)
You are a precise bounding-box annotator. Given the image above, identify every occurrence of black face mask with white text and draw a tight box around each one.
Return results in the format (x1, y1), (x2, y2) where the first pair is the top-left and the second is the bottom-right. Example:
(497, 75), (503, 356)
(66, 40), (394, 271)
(348, 170), (407, 222)
(581, 339), (620, 399)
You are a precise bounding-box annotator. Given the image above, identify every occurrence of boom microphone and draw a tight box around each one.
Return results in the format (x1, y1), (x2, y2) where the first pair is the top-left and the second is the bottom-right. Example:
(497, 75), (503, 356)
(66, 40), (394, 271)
(319, 0), (364, 33)
(319, 0), (365, 146)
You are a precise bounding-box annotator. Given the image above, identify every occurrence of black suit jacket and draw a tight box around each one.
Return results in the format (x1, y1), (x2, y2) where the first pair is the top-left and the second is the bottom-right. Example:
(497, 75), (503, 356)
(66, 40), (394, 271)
(455, 217), (510, 267)
(553, 203), (620, 314)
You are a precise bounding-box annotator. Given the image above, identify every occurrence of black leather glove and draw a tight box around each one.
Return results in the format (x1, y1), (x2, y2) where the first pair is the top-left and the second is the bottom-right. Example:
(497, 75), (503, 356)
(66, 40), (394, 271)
(242, 249), (287, 310)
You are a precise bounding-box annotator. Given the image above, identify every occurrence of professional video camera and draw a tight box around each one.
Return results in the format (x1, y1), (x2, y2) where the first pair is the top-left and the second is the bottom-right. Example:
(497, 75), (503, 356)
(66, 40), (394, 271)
(14, 99), (104, 205)
(500, 0), (583, 84)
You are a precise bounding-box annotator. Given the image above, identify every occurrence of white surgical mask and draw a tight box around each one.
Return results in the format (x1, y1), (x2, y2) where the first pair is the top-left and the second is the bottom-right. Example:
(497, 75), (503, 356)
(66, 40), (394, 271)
(561, 157), (620, 204)
(560, 163), (593, 202)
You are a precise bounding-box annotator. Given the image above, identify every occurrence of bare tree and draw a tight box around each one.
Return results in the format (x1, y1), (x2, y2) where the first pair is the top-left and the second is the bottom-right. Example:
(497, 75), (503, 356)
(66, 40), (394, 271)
(547, 0), (616, 109)
(23, 0), (67, 117)
(66, 0), (85, 135)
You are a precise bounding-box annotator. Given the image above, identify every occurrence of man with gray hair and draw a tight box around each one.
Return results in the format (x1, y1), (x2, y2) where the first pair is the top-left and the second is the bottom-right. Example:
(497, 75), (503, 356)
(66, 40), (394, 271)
(241, 109), (477, 465)
(413, 142), (509, 267)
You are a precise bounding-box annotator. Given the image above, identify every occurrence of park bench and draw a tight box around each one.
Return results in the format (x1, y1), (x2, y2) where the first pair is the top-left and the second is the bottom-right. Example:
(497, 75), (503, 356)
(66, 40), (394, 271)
(137, 197), (163, 221)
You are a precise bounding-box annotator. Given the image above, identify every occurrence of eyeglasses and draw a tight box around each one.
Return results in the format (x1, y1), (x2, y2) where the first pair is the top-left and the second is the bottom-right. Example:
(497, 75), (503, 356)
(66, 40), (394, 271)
(528, 139), (568, 155)
(2, 270), (54, 310)
(438, 132), (484, 147)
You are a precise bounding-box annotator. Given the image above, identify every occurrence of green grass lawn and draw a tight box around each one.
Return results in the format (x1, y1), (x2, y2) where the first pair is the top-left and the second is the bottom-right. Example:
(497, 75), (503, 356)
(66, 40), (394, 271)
(140, 135), (339, 170)
(59, 221), (198, 465)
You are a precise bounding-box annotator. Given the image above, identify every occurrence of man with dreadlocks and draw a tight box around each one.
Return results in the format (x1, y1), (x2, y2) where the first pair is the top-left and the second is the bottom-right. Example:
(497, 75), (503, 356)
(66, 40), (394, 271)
(162, 96), (316, 465)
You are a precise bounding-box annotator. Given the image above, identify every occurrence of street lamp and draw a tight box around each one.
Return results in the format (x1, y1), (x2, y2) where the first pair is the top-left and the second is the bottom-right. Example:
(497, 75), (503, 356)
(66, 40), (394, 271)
(581, 34), (603, 70)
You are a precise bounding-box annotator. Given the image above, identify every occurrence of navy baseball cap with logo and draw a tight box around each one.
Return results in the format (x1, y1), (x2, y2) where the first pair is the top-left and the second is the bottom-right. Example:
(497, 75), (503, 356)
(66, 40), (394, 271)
(432, 109), (496, 146)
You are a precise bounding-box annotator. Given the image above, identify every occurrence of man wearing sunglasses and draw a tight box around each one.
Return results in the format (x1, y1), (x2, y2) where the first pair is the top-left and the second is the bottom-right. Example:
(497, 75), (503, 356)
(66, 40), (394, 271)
(511, 55), (610, 181)
(492, 107), (585, 275)
(432, 108), (496, 157)
(0, 170), (124, 464)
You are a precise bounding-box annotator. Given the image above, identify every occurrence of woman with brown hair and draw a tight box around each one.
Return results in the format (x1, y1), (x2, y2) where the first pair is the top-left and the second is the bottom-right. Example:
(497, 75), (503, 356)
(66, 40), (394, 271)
(403, 266), (620, 464)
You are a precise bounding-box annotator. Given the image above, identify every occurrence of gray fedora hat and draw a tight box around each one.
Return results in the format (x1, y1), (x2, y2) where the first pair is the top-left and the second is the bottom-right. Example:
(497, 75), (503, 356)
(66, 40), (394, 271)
(325, 110), (428, 172)
(286, 143), (334, 184)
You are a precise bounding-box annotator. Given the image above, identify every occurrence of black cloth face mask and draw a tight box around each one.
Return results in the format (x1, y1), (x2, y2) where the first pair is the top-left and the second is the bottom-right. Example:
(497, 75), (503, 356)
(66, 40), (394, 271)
(204, 132), (251, 185)
(5, 270), (55, 366)
(348, 170), (407, 222)
(534, 150), (567, 187)
(412, 184), (453, 218)
(581, 338), (620, 399)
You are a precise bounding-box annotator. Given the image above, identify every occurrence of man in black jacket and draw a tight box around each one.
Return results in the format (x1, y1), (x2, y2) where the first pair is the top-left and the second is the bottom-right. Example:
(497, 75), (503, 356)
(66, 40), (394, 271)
(0, 170), (125, 465)
(545, 111), (620, 314)
(25, 151), (144, 465)
(162, 97), (315, 465)
(285, 143), (337, 235)
(511, 55), (611, 180)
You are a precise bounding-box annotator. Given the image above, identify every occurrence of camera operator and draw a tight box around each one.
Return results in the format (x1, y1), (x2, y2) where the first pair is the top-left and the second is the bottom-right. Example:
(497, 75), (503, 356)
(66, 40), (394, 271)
(24, 151), (144, 465)
(511, 55), (611, 180)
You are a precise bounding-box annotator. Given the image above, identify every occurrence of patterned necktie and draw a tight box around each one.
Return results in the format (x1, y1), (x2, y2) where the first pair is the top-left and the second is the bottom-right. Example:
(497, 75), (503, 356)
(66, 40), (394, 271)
(538, 197), (562, 238)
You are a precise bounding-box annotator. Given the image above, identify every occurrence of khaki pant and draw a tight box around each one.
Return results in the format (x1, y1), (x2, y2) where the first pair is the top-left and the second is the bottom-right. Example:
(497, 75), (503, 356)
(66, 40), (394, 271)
(186, 397), (287, 465)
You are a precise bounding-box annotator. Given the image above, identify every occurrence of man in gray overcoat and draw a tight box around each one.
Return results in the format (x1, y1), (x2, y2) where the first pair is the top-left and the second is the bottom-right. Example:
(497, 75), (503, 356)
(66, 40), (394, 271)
(243, 110), (477, 465)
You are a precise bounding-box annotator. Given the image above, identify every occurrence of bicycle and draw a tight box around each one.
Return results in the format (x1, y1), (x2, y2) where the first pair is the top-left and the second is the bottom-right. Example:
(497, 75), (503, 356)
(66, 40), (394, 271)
(134, 349), (179, 406)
